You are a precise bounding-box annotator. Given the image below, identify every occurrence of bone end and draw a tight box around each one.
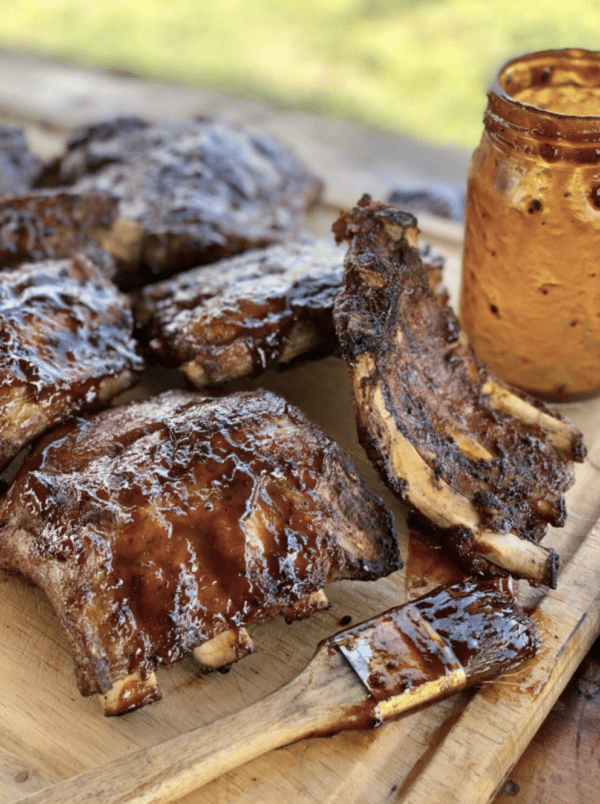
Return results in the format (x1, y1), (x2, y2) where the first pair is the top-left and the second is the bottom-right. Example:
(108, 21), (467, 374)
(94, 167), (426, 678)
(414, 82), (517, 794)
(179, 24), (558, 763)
(192, 626), (255, 672)
(181, 359), (209, 388)
(481, 379), (585, 462)
(283, 589), (331, 623)
(279, 322), (321, 364)
(100, 670), (161, 716)
(98, 369), (140, 403)
(98, 217), (144, 265)
(475, 529), (559, 589)
(182, 342), (254, 387)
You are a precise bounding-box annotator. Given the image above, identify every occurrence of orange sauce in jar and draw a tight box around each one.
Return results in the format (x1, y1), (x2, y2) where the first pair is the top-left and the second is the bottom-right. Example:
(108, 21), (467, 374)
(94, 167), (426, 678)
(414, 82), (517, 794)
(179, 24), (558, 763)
(461, 48), (600, 401)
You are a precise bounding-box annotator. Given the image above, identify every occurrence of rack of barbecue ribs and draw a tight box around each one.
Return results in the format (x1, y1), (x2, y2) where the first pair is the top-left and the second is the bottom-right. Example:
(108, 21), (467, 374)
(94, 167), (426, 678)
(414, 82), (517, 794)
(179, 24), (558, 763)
(37, 116), (324, 288)
(333, 195), (586, 588)
(132, 237), (345, 386)
(0, 388), (401, 715)
(0, 253), (144, 472)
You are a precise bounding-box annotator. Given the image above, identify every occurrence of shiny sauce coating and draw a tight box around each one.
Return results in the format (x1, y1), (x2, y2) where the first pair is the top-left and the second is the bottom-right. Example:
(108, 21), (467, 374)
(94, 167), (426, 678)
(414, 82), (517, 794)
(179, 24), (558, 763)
(0, 389), (400, 694)
(0, 191), (118, 269)
(47, 116), (324, 284)
(0, 255), (142, 394)
(134, 237), (345, 382)
(411, 577), (540, 683)
(0, 254), (143, 470)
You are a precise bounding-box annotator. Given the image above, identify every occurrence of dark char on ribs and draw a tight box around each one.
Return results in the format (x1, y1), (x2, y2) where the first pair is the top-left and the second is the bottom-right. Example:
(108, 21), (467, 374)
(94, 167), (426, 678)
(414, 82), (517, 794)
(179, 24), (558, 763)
(132, 236), (445, 388)
(333, 195), (585, 588)
(0, 190), (118, 271)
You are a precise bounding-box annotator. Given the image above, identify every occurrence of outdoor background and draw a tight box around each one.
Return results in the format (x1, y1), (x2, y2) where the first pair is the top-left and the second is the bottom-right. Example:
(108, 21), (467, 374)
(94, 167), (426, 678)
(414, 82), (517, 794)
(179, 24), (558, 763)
(1, 0), (600, 149)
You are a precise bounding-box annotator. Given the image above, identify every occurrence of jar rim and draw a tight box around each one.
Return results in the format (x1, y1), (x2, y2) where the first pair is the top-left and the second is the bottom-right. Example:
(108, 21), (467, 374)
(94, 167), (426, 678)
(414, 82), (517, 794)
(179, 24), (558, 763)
(492, 47), (600, 120)
(485, 49), (600, 161)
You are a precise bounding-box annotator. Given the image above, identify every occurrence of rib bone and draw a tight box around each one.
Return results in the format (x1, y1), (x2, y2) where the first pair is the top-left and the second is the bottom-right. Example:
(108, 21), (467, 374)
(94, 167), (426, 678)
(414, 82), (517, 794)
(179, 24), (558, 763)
(192, 627), (255, 672)
(481, 379), (585, 461)
(355, 358), (557, 587)
(100, 671), (161, 717)
(282, 589), (331, 622)
(475, 530), (558, 587)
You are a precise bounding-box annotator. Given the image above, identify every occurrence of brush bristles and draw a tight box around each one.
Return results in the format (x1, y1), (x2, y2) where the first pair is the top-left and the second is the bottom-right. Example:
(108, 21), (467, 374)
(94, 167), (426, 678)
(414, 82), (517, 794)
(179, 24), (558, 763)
(413, 577), (540, 686)
(461, 617), (540, 686)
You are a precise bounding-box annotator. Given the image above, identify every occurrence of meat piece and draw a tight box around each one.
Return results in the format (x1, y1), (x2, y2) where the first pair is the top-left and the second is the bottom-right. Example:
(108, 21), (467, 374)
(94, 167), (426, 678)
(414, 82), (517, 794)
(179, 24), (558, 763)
(41, 116), (324, 288)
(133, 237), (345, 386)
(0, 388), (401, 714)
(0, 254), (144, 471)
(0, 190), (118, 272)
(333, 195), (585, 588)
(132, 238), (443, 388)
(0, 123), (43, 194)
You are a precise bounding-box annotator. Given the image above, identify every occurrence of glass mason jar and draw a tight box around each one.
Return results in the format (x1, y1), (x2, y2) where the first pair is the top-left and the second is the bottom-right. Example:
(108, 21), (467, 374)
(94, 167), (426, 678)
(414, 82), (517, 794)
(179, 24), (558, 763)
(460, 48), (600, 402)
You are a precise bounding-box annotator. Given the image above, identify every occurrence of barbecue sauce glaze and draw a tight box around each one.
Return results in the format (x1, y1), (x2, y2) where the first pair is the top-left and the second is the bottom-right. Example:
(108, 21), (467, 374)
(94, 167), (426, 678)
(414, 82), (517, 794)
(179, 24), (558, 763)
(0, 389), (400, 697)
(0, 254), (143, 470)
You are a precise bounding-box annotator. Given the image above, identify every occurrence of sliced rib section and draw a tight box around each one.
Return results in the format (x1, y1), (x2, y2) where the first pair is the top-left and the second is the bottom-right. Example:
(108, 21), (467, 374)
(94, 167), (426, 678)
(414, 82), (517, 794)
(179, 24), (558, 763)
(0, 388), (401, 713)
(333, 195), (585, 587)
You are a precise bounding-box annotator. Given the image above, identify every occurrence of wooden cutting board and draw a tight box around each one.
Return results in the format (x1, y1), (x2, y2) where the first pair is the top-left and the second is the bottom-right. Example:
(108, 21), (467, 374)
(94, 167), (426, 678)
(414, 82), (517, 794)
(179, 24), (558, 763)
(1, 207), (599, 804)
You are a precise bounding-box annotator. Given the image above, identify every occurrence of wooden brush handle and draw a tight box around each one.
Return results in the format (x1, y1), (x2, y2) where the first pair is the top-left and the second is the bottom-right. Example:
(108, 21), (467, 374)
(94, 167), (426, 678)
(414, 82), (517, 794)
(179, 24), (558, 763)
(16, 648), (366, 804)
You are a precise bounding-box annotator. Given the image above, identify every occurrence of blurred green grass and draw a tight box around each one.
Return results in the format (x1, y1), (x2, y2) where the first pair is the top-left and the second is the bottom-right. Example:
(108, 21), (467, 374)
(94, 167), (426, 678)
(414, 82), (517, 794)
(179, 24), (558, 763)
(2, 0), (600, 148)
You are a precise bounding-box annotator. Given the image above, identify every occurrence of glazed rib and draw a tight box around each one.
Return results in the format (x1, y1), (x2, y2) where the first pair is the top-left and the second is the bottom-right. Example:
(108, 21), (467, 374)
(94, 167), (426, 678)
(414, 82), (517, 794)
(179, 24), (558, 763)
(133, 237), (345, 386)
(0, 253), (144, 471)
(333, 195), (585, 587)
(41, 116), (324, 288)
(0, 389), (401, 713)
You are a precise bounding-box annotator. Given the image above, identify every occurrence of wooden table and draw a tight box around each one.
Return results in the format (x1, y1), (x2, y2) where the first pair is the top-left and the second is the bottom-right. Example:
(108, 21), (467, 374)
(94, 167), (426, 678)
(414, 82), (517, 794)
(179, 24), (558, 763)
(0, 47), (599, 804)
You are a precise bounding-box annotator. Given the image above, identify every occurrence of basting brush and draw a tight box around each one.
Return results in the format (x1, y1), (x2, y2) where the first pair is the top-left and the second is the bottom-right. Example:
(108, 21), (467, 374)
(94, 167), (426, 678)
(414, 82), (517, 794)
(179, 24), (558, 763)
(16, 576), (539, 804)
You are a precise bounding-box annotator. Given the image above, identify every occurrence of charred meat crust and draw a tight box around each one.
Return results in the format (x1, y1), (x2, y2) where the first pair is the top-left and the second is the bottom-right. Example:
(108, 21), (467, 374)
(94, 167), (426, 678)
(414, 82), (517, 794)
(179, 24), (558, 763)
(333, 195), (585, 586)
(0, 388), (401, 700)
(40, 115), (324, 288)
(132, 237), (345, 385)
(0, 254), (144, 471)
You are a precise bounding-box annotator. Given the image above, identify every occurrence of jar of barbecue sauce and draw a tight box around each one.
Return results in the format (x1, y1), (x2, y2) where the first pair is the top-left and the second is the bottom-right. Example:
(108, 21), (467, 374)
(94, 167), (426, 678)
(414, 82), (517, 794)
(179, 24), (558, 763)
(460, 48), (600, 401)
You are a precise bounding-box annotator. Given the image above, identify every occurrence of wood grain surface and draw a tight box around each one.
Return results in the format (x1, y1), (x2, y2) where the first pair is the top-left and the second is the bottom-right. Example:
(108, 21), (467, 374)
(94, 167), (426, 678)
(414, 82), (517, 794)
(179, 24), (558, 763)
(495, 636), (600, 804)
(0, 49), (598, 803)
